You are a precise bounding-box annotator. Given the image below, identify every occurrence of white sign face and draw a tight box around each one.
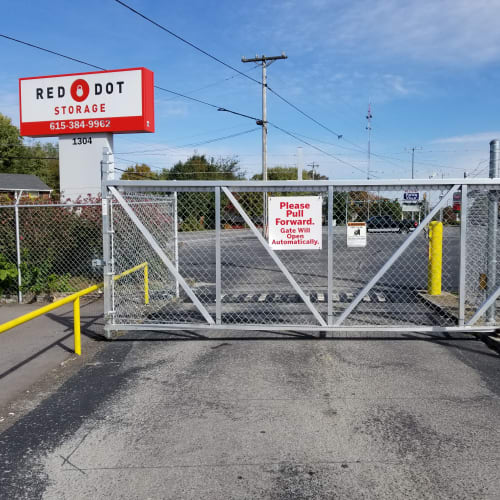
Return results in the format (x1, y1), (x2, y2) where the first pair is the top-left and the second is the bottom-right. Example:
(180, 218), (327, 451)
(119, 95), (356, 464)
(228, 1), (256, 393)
(268, 196), (323, 250)
(347, 222), (367, 247)
(20, 70), (142, 122)
(402, 203), (421, 212)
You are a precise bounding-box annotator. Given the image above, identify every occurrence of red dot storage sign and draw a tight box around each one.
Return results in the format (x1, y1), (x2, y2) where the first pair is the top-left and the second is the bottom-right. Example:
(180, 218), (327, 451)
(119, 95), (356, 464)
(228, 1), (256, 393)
(19, 67), (154, 137)
(268, 196), (323, 250)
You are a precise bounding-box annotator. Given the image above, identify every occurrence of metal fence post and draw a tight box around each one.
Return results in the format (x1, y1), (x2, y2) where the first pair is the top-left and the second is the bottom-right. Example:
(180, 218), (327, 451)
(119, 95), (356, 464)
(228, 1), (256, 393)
(458, 184), (468, 326)
(173, 190), (180, 298)
(487, 139), (500, 323)
(101, 147), (114, 339)
(14, 190), (23, 303)
(215, 187), (222, 324)
(328, 186), (333, 326)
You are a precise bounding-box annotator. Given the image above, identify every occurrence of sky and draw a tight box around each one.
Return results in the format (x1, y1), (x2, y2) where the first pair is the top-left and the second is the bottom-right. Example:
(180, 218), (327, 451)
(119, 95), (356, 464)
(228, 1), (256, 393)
(2, 0), (500, 180)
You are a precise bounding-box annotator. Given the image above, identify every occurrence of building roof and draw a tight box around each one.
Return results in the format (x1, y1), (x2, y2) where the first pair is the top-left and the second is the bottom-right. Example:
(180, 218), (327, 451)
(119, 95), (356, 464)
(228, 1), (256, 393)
(0, 173), (52, 192)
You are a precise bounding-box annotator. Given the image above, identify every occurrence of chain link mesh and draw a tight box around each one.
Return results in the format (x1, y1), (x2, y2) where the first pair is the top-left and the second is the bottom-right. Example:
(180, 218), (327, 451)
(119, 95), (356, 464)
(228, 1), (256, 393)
(0, 198), (104, 335)
(108, 183), (500, 330)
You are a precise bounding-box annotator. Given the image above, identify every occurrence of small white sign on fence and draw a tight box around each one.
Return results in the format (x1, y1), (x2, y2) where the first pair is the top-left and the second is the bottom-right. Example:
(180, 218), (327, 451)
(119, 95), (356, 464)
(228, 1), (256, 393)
(347, 222), (367, 247)
(268, 196), (323, 250)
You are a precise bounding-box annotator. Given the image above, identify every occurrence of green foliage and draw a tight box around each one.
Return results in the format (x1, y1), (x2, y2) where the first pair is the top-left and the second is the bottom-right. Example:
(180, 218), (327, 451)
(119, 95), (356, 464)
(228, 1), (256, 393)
(0, 254), (18, 293)
(251, 166), (327, 181)
(159, 155), (244, 231)
(0, 113), (59, 190)
(0, 201), (102, 295)
(180, 215), (205, 232)
(161, 155), (244, 181)
(120, 163), (159, 180)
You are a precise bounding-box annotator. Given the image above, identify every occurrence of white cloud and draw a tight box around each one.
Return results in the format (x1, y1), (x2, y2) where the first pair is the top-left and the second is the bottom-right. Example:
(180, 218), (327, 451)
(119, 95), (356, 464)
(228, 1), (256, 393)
(253, 0), (500, 66)
(432, 132), (500, 144)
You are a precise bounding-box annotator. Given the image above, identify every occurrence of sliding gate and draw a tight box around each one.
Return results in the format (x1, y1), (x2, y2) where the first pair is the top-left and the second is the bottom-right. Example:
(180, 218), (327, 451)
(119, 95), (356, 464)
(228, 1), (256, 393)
(101, 174), (500, 337)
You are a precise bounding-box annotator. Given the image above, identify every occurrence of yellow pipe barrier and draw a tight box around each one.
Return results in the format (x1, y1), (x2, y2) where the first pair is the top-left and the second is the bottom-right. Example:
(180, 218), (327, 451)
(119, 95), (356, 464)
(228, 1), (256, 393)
(74, 296), (81, 356)
(428, 221), (443, 295)
(0, 262), (149, 356)
(144, 263), (149, 305)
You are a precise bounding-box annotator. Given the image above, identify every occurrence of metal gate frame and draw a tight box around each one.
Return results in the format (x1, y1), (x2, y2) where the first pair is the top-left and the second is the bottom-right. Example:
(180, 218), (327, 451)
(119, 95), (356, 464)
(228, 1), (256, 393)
(101, 150), (500, 337)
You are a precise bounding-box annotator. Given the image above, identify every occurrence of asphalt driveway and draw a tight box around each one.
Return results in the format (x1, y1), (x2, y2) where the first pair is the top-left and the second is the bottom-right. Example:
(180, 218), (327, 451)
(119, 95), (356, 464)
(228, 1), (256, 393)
(1, 329), (500, 499)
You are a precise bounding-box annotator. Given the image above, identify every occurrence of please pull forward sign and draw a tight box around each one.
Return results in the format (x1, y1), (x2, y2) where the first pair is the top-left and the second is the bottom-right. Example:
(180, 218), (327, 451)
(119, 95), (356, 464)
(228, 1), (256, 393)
(268, 196), (323, 250)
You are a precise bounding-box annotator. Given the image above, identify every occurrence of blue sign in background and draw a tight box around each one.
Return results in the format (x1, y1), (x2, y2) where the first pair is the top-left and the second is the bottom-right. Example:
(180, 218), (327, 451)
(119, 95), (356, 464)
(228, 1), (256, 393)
(404, 192), (419, 201)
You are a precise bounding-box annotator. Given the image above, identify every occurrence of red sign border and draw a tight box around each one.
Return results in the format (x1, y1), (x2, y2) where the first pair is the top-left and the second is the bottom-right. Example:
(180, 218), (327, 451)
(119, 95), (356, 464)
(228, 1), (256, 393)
(19, 67), (154, 137)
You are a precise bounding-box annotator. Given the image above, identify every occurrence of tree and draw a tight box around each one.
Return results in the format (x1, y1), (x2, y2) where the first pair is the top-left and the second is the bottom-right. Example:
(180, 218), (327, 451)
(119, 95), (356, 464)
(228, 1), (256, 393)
(251, 166), (327, 181)
(0, 113), (60, 190)
(159, 155), (244, 230)
(0, 113), (26, 174)
(120, 163), (159, 180)
(160, 154), (243, 181)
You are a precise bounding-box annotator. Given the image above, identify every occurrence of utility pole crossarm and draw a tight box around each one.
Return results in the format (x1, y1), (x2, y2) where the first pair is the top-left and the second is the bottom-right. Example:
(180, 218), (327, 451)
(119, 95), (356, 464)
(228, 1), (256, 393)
(241, 53), (287, 64)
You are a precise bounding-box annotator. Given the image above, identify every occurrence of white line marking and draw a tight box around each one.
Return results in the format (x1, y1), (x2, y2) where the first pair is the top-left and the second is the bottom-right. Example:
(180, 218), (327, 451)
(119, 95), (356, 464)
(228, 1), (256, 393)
(362, 295), (371, 302)
(376, 293), (386, 303)
(258, 294), (267, 302)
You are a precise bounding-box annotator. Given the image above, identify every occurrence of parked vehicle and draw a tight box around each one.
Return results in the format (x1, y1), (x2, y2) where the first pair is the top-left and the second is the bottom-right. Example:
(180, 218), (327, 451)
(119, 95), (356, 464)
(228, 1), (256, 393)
(366, 216), (417, 233)
(401, 219), (418, 232)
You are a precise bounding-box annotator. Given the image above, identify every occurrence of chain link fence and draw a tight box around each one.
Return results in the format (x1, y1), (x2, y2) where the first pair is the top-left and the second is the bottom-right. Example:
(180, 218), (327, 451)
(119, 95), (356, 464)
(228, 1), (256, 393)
(2, 180), (499, 336)
(106, 180), (500, 333)
(0, 198), (103, 340)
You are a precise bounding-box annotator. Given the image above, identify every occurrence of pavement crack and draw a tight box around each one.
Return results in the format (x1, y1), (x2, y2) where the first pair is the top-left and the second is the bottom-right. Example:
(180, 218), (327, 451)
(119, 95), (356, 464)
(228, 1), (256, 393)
(59, 432), (90, 474)
(60, 457), (86, 475)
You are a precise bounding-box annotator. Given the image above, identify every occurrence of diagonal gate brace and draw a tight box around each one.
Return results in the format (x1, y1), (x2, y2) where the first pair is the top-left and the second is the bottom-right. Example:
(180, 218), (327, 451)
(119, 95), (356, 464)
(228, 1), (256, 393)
(109, 186), (214, 325)
(335, 184), (461, 326)
(222, 187), (327, 327)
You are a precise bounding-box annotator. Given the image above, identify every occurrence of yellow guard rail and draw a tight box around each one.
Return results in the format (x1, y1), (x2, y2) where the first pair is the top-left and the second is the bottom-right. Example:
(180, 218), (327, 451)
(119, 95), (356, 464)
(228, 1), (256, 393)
(0, 262), (149, 356)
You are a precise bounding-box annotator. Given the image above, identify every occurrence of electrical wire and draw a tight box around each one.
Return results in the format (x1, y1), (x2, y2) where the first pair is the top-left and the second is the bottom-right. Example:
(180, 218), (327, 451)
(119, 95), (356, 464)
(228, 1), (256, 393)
(114, 0), (262, 86)
(268, 122), (377, 177)
(112, 1), (362, 147)
(1, 33), (259, 123)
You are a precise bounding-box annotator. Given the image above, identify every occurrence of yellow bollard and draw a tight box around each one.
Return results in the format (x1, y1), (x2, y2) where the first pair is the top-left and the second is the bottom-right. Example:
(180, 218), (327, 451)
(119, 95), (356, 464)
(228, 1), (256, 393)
(73, 296), (81, 356)
(428, 221), (443, 295)
(144, 263), (149, 305)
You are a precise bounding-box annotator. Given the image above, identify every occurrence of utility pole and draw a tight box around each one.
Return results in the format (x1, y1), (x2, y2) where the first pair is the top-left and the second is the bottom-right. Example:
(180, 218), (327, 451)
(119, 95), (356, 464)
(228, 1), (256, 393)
(406, 146), (422, 179)
(366, 104), (372, 180)
(308, 162), (319, 180)
(297, 147), (303, 180)
(242, 53), (287, 234)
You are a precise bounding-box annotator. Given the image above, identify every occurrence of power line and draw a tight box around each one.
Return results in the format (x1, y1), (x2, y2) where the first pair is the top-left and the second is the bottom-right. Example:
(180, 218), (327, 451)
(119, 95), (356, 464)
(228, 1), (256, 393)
(115, 127), (260, 155)
(268, 123), (376, 177)
(112, 1), (362, 147)
(0, 33), (260, 123)
(114, 0), (262, 86)
(0, 34), (105, 71)
(180, 127), (260, 148)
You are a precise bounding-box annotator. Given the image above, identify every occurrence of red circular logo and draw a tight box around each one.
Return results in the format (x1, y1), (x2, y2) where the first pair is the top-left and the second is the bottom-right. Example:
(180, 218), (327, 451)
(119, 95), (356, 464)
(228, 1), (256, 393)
(70, 79), (90, 102)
